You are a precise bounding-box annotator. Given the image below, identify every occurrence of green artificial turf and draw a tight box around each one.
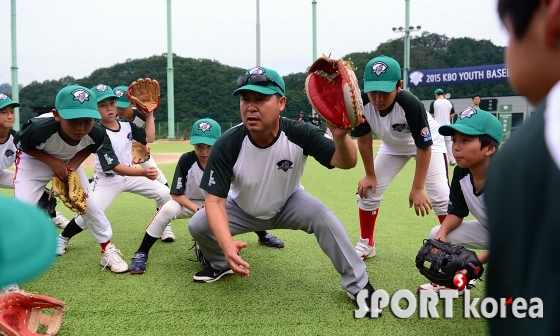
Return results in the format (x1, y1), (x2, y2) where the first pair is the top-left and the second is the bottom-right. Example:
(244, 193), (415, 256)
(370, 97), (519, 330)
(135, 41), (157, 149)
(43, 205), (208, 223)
(2, 142), (488, 335)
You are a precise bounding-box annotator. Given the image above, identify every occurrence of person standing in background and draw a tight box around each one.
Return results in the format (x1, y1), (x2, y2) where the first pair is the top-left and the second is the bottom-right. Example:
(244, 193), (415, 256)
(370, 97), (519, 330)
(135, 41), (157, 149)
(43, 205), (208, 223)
(429, 88), (456, 166)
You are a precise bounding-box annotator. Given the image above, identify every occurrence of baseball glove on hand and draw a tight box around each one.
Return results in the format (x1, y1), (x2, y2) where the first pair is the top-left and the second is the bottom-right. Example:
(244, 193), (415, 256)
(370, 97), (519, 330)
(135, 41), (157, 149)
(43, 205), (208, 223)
(415, 239), (484, 288)
(0, 290), (66, 336)
(127, 78), (160, 114)
(305, 55), (364, 129)
(51, 171), (87, 215)
(131, 142), (151, 165)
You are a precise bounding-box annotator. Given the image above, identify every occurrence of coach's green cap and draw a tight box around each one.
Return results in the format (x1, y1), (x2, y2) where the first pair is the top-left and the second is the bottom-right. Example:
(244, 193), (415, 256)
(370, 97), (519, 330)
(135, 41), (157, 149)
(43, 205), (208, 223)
(364, 55), (402, 93)
(113, 85), (131, 108)
(434, 88), (444, 95)
(439, 107), (502, 144)
(190, 118), (221, 146)
(232, 66), (285, 97)
(0, 94), (20, 109)
(55, 85), (101, 119)
(0, 196), (57, 287)
(91, 84), (117, 103)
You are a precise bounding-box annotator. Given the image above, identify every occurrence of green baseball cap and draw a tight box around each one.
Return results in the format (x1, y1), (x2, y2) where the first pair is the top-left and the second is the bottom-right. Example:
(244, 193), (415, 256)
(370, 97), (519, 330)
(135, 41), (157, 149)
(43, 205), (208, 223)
(55, 84), (101, 120)
(0, 94), (20, 109)
(434, 88), (444, 94)
(0, 196), (57, 287)
(190, 118), (221, 146)
(363, 55), (402, 93)
(439, 107), (503, 144)
(113, 85), (131, 108)
(91, 84), (117, 103)
(232, 66), (285, 97)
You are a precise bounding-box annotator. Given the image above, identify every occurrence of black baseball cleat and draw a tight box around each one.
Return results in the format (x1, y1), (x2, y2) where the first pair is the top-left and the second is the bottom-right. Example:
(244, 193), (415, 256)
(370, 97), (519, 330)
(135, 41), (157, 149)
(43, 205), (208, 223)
(258, 232), (285, 248)
(193, 264), (234, 283)
(347, 281), (383, 317)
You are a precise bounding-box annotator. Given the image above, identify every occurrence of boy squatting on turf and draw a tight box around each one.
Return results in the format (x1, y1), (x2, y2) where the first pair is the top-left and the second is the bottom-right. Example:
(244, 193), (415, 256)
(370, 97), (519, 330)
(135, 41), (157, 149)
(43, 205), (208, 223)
(486, 0), (560, 334)
(55, 84), (171, 273)
(417, 107), (502, 293)
(13, 84), (123, 272)
(187, 66), (383, 315)
(351, 56), (450, 259)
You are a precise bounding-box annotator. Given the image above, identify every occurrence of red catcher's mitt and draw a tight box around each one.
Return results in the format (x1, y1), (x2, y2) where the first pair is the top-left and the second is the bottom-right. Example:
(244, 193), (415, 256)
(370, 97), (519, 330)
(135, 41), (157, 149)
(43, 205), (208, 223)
(305, 55), (364, 128)
(127, 78), (160, 114)
(0, 290), (67, 336)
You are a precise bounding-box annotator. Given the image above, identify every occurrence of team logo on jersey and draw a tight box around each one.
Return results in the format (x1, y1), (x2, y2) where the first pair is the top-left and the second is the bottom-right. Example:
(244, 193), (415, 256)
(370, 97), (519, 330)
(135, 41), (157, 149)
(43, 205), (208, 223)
(460, 107), (477, 119)
(248, 67), (265, 75)
(176, 177), (183, 190)
(371, 62), (388, 76)
(95, 84), (108, 92)
(392, 123), (409, 132)
(420, 127), (431, 141)
(276, 159), (294, 172)
(198, 121), (212, 132)
(0, 94), (7, 100)
(208, 170), (216, 186)
(71, 89), (90, 104)
(409, 71), (424, 86)
(127, 132), (133, 141)
(104, 154), (114, 165)
(4, 149), (14, 158)
(114, 89), (125, 98)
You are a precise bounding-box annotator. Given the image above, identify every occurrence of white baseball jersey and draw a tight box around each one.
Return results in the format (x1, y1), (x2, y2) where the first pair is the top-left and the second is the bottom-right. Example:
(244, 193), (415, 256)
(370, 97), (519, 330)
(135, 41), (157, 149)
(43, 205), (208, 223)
(94, 120), (146, 177)
(430, 98), (455, 127)
(170, 151), (206, 201)
(201, 117), (334, 220)
(0, 129), (17, 170)
(352, 90), (446, 155)
(448, 166), (487, 227)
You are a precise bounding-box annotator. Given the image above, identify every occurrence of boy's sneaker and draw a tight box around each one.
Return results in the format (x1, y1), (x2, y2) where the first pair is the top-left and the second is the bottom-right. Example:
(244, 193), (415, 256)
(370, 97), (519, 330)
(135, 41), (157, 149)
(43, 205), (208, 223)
(1, 283), (19, 293)
(129, 252), (148, 274)
(100, 244), (129, 273)
(355, 237), (376, 259)
(161, 225), (176, 242)
(347, 282), (383, 317)
(56, 235), (69, 256)
(193, 264), (234, 283)
(258, 232), (284, 248)
(52, 212), (70, 228)
(418, 282), (465, 296)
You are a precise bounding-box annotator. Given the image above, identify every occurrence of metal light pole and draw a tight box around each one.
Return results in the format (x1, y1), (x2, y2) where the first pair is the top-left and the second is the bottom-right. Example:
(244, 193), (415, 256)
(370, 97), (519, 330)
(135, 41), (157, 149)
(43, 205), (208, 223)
(166, 0), (175, 139)
(11, 0), (20, 130)
(393, 0), (421, 91)
(256, 0), (261, 66)
(311, 0), (317, 118)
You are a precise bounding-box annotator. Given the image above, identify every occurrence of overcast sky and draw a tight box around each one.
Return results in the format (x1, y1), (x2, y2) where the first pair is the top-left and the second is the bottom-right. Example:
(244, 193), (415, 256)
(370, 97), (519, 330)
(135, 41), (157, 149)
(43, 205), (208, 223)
(1, 0), (509, 87)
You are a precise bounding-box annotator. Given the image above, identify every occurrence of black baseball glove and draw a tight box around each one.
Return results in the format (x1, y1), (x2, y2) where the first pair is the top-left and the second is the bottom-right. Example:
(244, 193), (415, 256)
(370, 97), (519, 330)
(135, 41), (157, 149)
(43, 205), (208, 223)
(415, 239), (484, 288)
(37, 189), (57, 218)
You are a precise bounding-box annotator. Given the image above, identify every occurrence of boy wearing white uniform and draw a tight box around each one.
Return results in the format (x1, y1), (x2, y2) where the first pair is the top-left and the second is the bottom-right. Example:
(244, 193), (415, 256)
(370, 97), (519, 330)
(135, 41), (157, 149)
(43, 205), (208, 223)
(418, 107), (501, 291)
(13, 85), (127, 273)
(56, 85), (171, 273)
(429, 88), (456, 165)
(0, 95), (18, 189)
(352, 56), (450, 259)
(113, 85), (175, 241)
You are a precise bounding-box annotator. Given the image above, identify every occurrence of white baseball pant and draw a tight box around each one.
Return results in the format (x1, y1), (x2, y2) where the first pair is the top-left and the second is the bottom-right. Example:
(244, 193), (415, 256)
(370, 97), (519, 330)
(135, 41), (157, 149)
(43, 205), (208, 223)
(429, 220), (489, 250)
(145, 199), (203, 238)
(0, 169), (14, 189)
(140, 156), (168, 185)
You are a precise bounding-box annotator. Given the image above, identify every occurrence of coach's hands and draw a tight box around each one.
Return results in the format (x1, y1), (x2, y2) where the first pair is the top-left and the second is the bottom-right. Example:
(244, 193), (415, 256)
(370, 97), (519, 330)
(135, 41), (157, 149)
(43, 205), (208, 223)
(409, 188), (432, 216)
(223, 240), (250, 278)
(143, 167), (158, 180)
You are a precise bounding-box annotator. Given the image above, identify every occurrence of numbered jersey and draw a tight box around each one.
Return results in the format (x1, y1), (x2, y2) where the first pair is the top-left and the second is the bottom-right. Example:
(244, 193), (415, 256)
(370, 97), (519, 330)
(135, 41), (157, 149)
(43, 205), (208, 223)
(0, 129), (17, 170)
(352, 90), (446, 156)
(170, 151), (206, 201)
(201, 117), (335, 220)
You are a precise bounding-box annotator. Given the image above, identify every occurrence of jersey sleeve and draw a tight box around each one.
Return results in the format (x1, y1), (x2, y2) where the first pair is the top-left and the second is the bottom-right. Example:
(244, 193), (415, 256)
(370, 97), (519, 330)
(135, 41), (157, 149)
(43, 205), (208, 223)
(96, 134), (120, 171)
(14, 118), (56, 151)
(450, 102), (455, 115)
(130, 121), (147, 145)
(350, 92), (373, 138)
(396, 90), (433, 148)
(85, 124), (106, 153)
(429, 101), (435, 114)
(281, 118), (335, 169)
(170, 151), (197, 195)
(447, 166), (470, 218)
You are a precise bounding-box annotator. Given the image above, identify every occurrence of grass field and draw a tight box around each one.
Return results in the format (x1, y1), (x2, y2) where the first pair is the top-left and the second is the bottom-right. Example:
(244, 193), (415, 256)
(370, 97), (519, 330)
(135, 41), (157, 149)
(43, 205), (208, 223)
(1, 141), (488, 335)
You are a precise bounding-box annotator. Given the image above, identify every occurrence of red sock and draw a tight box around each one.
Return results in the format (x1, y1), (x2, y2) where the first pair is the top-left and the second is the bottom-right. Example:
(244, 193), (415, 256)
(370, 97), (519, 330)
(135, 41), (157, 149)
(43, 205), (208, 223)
(438, 215), (447, 224)
(359, 209), (379, 247)
(100, 240), (111, 253)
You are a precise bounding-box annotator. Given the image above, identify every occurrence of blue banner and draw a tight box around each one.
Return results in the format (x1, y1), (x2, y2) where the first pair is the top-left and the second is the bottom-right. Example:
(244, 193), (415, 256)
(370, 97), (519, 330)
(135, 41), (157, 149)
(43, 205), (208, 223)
(408, 64), (509, 87)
